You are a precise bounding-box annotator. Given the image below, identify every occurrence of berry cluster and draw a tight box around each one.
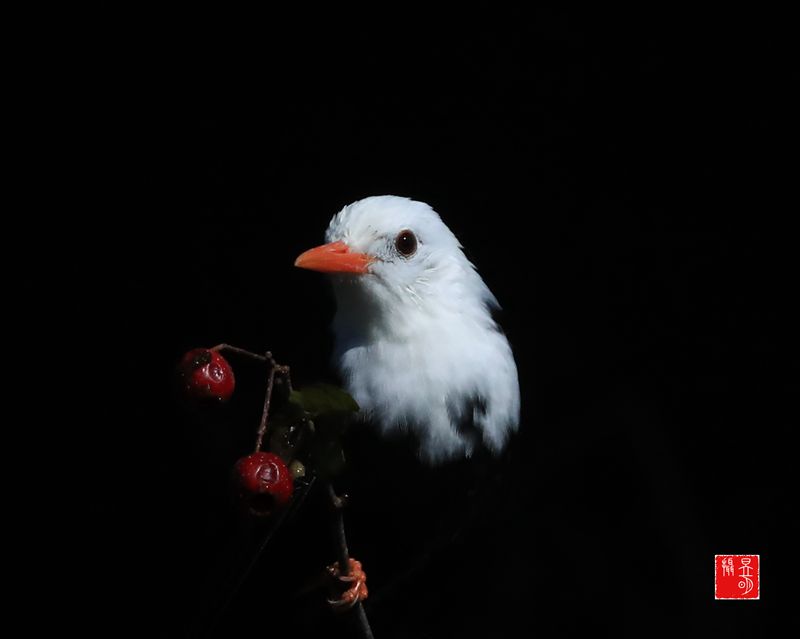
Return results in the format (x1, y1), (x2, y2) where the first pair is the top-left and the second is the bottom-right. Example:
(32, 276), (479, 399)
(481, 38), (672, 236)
(176, 346), (295, 516)
(175, 344), (371, 633)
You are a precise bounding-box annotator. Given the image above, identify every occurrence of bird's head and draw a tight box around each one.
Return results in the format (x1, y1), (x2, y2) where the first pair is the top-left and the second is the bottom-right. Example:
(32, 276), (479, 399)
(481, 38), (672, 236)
(295, 195), (519, 463)
(295, 196), (498, 338)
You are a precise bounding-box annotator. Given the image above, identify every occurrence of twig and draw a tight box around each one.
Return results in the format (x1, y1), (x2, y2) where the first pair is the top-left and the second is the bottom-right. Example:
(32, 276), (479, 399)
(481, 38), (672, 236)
(207, 345), (291, 453)
(253, 363), (277, 453)
(326, 482), (375, 639)
(328, 483), (350, 572)
(252, 352), (293, 453)
(210, 343), (270, 363)
(353, 601), (374, 639)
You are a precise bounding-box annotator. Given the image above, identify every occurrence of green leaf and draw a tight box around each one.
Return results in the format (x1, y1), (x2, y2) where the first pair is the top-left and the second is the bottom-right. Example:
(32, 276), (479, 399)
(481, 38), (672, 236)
(289, 384), (359, 418)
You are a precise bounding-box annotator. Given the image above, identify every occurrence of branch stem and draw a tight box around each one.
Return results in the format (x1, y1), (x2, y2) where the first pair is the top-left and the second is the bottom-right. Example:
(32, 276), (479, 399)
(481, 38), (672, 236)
(210, 343), (270, 363)
(328, 483), (350, 574)
(207, 345), (291, 452)
(253, 353), (291, 453)
(326, 481), (375, 639)
(254, 364), (277, 453)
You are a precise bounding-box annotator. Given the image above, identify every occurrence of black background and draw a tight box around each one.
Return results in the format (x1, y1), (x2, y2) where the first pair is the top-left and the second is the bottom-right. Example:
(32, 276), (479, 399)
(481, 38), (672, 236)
(68, 8), (795, 638)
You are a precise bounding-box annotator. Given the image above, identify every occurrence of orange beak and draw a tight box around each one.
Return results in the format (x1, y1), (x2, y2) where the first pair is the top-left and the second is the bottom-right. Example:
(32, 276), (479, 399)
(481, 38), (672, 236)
(294, 241), (374, 274)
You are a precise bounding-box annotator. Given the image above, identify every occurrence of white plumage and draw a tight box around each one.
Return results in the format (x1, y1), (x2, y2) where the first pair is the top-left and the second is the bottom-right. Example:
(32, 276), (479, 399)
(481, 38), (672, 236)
(296, 195), (520, 464)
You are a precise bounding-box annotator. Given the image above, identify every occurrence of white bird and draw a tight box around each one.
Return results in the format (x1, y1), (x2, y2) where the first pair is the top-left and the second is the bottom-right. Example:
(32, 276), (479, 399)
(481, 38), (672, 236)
(295, 195), (520, 464)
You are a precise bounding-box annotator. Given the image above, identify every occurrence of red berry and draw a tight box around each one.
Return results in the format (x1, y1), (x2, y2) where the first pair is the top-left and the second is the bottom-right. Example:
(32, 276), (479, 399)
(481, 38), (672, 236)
(176, 348), (235, 403)
(233, 452), (294, 516)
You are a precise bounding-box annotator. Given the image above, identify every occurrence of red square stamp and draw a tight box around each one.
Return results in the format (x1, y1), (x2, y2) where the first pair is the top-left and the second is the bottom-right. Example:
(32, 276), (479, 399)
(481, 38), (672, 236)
(715, 555), (760, 600)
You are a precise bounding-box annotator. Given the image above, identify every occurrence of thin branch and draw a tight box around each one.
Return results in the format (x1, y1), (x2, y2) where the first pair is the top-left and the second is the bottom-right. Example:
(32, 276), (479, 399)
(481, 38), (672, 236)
(281, 365), (293, 393)
(353, 602), (374, 639)
(211, 345), (292, 454)
(328, 483), (350, 573)
(210, 343), (270, 363)
(326, 481), (375, 639)
(254, 362), (278, 453)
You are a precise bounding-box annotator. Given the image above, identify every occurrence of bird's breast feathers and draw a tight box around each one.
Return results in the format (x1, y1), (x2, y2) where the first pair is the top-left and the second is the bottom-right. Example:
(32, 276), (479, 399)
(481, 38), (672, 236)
(335, 317), (520, 464)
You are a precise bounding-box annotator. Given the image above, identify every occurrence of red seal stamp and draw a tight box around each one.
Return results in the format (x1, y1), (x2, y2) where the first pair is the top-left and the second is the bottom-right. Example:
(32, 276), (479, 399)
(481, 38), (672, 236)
(715, 555), (759, 600)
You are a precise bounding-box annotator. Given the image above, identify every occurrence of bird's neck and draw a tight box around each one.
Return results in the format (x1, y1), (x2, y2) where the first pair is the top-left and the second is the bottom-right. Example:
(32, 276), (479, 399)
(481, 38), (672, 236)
(331, 280), (417, 346)
(330, 276), (489, 350)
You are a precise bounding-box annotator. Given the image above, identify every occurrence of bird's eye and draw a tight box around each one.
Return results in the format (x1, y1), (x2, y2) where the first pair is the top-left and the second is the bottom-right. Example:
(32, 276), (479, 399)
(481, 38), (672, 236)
(394, 230), (417, 257)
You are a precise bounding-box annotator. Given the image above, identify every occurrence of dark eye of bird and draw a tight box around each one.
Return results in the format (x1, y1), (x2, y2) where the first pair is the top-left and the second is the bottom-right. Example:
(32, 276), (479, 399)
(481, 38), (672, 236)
(394, 229), (417, 257)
